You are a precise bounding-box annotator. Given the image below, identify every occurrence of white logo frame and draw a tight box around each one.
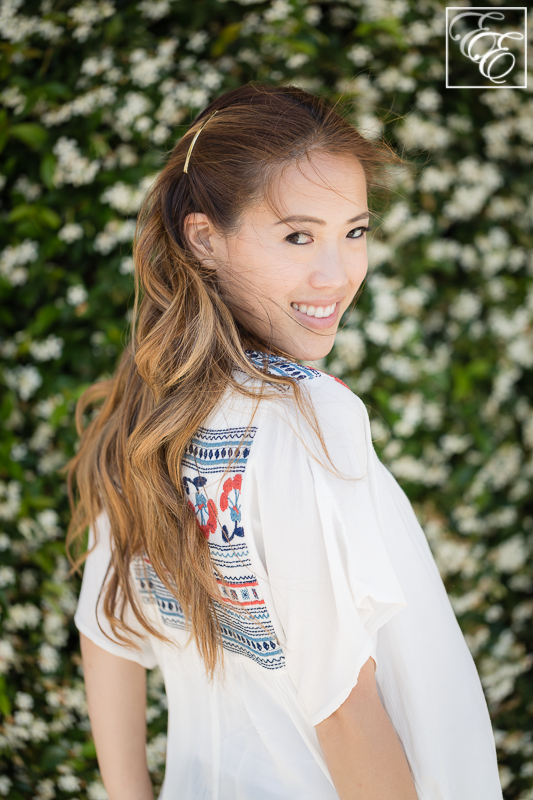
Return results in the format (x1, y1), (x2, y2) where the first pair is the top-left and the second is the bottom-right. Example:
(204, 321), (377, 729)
(446, 7), (528, 89)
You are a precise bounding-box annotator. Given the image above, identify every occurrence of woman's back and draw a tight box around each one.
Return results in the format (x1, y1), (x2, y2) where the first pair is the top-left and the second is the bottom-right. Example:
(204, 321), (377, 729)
(75, 350), (502, 799)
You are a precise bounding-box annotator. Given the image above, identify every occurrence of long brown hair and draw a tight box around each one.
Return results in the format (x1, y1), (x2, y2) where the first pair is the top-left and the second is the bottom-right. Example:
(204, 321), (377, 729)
(64, 83), (401, 676)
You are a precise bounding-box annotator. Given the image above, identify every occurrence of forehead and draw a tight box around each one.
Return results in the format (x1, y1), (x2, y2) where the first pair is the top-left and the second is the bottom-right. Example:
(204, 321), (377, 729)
(259, 152), (368, 223)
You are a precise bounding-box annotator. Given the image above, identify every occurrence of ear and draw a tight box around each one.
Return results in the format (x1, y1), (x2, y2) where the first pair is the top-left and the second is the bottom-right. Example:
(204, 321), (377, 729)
(183, 212), (217, 261)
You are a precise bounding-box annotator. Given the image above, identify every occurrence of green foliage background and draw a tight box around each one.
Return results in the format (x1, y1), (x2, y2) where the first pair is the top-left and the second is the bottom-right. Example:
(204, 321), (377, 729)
(0, 0), (532, 797)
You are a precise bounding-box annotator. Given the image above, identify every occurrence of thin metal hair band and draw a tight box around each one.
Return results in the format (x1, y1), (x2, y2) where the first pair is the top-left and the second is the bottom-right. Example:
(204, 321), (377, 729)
(183, 110), (219, 173)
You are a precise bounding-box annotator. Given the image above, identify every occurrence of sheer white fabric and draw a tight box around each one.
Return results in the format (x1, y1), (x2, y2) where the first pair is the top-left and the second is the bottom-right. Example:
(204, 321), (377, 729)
(74, 352), (503, 799)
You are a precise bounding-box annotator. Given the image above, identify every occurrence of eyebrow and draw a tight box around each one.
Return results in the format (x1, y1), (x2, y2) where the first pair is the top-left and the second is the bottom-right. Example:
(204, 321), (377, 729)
(274, 212), (371, 226)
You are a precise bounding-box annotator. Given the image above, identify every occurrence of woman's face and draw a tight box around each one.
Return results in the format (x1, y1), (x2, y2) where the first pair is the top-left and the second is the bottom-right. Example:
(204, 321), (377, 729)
(185, 152), (370, 362)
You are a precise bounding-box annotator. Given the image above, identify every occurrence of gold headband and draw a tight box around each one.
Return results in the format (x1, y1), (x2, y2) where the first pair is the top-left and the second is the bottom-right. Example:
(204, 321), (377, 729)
(183, 110), (219, 174)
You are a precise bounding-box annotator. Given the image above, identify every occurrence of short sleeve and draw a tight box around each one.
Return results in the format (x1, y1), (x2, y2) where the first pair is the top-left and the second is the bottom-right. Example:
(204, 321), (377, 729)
(74, 509), (158, 670)
(247, 376), (408, 726)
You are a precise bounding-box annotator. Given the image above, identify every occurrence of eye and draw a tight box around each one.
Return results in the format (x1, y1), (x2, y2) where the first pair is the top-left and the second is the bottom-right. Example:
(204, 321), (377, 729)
(285, 225), (373, 245)
(347, 225), (373, 239)
(285, 231), (313, 245)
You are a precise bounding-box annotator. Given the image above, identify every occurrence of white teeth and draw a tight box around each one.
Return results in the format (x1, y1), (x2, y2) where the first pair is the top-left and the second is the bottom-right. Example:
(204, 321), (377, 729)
(291, 302), (336, 318)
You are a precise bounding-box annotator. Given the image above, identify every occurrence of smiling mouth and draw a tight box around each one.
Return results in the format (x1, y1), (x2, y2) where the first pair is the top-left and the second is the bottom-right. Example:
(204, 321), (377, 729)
(290, 302), (337, 319)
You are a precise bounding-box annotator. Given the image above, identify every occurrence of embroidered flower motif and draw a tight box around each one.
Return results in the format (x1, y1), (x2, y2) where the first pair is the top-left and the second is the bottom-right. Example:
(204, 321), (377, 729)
(219, 475), (244, 542)
(183, 476), (217, 538)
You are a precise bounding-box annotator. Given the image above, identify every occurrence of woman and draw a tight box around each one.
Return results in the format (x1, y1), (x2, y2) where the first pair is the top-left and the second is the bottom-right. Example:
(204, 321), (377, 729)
(67, 84), (503, 799)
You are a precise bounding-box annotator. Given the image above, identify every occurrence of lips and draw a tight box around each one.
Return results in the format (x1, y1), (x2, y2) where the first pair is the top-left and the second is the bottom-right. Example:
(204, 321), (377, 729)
(290, 301), (340, 328)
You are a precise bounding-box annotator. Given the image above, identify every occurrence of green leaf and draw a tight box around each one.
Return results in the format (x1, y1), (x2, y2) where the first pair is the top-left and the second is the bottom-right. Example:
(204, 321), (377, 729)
(82, 740), (97, 759)
(40, 744), (68, 771)
(211, 22), (242, 58)
(0, 108), (8, 156)
(8, 203), (61, 229)
(0, 675), (11, 718)
(9, 122), (48, 149)
(40, 152), (56, 190)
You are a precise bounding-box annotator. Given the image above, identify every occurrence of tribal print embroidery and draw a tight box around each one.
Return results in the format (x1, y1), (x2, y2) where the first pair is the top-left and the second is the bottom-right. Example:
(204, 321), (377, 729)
(244, 349), (322, 382)
(133, 424), (285, 671)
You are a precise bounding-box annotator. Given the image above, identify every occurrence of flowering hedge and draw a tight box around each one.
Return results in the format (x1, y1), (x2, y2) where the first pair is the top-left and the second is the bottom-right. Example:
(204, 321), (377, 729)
(0, 0), (532, 797)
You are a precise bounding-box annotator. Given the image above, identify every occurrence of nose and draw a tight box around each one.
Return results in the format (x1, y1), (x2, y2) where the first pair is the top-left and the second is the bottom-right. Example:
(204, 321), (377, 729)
(308, 245), (360, 290)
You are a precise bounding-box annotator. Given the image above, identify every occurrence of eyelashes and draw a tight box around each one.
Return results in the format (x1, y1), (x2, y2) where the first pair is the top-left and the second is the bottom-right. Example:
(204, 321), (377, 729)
(285, 225), (373, 245)
(347, 225), (373, 239)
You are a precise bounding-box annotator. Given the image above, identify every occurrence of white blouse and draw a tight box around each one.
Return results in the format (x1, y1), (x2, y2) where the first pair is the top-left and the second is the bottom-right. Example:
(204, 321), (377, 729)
(75, 350), (503, 800)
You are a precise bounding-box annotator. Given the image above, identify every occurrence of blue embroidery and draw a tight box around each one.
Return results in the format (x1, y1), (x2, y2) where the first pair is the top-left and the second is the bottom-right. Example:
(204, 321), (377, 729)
(133, 422), (285, 671)
(244, 349), (322, 381)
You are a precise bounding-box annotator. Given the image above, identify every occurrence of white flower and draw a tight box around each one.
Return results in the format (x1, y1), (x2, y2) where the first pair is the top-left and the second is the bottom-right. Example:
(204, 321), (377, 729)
(0, 566), (15, 588)
(53, 136), (100, 186)
(10, 442), (27, 461)
(264, 0), (291, 22)
(419, 165), (455, 193)
(365, 320), (390, 346)
(57, 774), (81, 792)
(468, 444), (522, 498)
(380, 354), (420, 383)
(0, 84), (26, 114)
(87, 781), (109, 800)
(0, 640), (16, 674)
(0, 480), (22, 520)
(439, 434), (473, 455)
(464, 626), (490, 657)
(286, 52), (309, 70)
(492, 535), (529, 573)
(58, 222), (84, 243)
(416, 88), (441, 112)
(398, 286), (427, 316)
(433, 537), (470, 577)
(66, 284), (88, 306)
(6, 603), (41, 630)
(356, 112), (383, 141)
(68, 0), (114, 42)
(347, 44), (372, 66)
(146, 732), (167, 771)
(404, 20), (432, 45)
(396, 113), (452, 151)
(100, 177), (157, 215)
(44, 612), (68, 647)
(332, 329), (366, 370)
(81, 46), (115, 76)
(138, 0), (170, 20)
(29, 717), (48, 742)
(368, 274), (401, 321)
(449, 291), (482, 323)
(0, 238), (39, 286)
(38, 643), (60, 673)
(37, 450), (66, 475)
(376, 67), (416, 93)
(29, 334), (64, 362)
(15, 691), (33, 710)
(34, 393), (63, 419)
(3, 364), (42, 400)
(13, 175), (42, 200)
(426, 239), (461, 262)
(0, 776), (12, 796)
(0, 0), (62, 43)
(119, 256), (135, 275)
(94, 219), (136, 254)
(43, 85), (117, 126)
(37, 509), (61, 538)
